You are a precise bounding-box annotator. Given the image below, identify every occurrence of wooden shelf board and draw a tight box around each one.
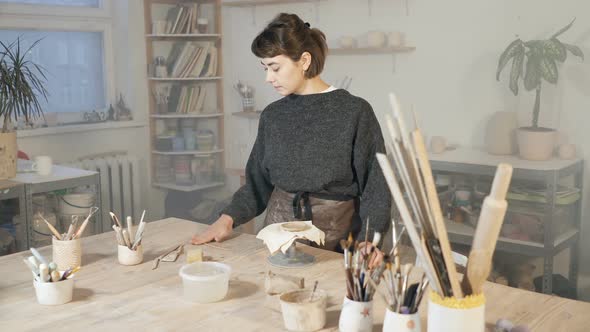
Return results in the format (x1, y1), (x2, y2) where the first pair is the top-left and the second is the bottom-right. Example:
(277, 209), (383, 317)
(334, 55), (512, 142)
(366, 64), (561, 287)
(329, 46), (416, 55)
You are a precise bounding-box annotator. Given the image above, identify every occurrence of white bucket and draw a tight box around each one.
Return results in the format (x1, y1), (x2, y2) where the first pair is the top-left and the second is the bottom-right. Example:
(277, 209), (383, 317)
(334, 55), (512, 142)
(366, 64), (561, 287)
(118, 245), (143, 266)
(33, 278), (74, 305)
(21, 212), (58, 247)
(179, 262), (231, 303)
(59, 193), (95, 216)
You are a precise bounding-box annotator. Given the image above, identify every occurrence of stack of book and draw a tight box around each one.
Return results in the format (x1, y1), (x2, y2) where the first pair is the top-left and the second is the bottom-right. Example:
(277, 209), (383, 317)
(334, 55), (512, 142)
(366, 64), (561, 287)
(164, 4), (201, 34)
(169, 85), (207, 114)
(167, 42), (218, 78)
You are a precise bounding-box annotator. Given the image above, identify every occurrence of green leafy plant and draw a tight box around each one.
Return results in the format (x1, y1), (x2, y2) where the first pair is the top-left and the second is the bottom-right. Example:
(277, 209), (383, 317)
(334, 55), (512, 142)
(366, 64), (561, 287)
(0, 37), (48, 133)
(496, 18), (584, 129)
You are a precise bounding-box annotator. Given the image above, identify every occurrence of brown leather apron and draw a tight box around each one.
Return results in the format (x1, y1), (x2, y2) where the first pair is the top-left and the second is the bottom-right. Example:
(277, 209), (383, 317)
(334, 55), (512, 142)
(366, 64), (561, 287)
(264, 187), (357, 251)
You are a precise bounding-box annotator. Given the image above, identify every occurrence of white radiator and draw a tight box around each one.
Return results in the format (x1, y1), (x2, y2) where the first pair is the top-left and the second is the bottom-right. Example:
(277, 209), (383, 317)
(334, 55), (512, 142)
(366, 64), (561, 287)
(68, 154), (141, 232)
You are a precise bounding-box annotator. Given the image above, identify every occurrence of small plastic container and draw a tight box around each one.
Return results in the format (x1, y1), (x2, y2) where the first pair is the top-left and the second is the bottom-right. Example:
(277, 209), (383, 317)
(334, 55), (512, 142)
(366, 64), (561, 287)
(179, 262), (231, 303)
(33, 277), (74, 305)
(280, 289), (327, 332)
(52, 237), (82, 271)
(118, 245), (143, 266)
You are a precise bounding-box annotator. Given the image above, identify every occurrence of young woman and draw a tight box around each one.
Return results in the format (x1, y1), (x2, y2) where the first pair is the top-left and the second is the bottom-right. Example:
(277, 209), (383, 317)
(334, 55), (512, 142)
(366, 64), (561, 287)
(192, 13), (391, 252)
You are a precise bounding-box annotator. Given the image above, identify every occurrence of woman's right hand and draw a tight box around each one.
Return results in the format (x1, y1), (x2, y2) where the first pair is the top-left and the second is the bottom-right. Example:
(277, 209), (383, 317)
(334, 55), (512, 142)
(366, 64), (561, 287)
(191, 214), (234, 244)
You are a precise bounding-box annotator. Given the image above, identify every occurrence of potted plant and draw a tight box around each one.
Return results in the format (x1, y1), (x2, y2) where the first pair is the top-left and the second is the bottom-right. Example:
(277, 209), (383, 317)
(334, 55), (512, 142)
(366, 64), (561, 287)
(0, 37), (48, 179)
(496, 19), (584, 160)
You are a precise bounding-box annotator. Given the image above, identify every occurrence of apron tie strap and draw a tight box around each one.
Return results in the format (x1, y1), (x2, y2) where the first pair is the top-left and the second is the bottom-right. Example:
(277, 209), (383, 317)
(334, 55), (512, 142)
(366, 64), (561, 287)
(292, 191), (313, 220)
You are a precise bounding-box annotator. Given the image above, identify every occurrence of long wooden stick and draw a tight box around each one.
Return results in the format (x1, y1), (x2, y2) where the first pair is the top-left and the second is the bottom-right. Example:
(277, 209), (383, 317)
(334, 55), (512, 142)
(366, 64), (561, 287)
(411, 129), (463, 298)
(376, 153), (442, 294)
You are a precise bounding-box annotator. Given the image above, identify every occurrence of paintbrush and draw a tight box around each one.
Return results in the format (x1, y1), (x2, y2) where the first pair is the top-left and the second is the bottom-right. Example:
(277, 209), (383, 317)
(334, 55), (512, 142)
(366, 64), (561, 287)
(411, 124), (463, 298)
(376, 153), (442, 295)
(61, 266), (80, 280)
(309, 281), (319, 301)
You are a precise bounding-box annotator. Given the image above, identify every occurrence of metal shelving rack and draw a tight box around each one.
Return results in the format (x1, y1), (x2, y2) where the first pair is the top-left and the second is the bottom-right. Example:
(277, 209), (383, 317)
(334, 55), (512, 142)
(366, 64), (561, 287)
(429, 147), (583, 294)
(0, 180), (26, 251)
(14, 164), (103, 249)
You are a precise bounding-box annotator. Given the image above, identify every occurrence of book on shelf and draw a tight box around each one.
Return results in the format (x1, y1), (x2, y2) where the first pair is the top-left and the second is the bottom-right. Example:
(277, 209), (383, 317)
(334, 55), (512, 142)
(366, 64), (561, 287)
(167, 42), (218, 78)
(168, 85), (207, 114)
(165, 4), (201, 34)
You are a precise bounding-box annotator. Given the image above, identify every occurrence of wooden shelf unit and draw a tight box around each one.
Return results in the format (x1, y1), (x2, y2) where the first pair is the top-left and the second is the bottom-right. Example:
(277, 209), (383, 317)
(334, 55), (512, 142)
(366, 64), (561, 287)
(144, 0), (225, 193)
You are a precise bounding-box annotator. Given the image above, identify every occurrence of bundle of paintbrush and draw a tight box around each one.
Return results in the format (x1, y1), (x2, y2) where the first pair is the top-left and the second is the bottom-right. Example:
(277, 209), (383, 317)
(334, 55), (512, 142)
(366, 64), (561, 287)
(377, 93), (513, 298)
(340, 228), (386, 302)
(110, 210), (147, 251)
(38, 206), (99, 241)
(22, 247), (79, 282)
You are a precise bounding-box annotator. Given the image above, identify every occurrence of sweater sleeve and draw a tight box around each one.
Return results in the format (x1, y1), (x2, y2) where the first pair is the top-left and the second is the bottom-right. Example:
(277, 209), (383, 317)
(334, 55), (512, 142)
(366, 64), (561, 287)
(220, 113), (274, 227)
(354, 102), (392, 242)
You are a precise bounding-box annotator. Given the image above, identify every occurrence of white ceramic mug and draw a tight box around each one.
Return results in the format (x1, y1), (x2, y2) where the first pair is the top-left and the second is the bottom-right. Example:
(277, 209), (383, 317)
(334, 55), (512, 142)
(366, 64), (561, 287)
(33, 156), (52, 176)
(367, 31), (386, 48)
(339, 36), (357, 48)
(388, 31), (405, 47)
(339, 297), (374, 332)
(383, 307), (421, 331)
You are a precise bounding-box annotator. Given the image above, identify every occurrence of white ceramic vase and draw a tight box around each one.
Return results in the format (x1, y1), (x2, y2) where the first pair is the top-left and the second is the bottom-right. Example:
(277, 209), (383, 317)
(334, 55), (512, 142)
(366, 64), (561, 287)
(485, 111), (517, 155)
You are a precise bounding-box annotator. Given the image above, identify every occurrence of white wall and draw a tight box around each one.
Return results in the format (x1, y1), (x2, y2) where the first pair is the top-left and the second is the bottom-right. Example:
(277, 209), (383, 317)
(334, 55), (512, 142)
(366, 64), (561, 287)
(221, 0), (590, 298)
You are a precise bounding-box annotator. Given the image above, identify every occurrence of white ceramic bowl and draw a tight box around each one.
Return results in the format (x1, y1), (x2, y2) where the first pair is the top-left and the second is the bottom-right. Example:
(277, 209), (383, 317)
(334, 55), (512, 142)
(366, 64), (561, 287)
(179, 262), (231, 303)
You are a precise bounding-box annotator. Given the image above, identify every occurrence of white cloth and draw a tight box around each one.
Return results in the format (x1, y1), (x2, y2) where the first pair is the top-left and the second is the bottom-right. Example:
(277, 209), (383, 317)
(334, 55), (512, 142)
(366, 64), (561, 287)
(256, 221), (325, 254)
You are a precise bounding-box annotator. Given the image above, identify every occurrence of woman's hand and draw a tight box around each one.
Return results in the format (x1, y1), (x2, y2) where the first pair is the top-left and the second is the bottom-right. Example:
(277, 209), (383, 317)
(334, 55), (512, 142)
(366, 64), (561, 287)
(191, 214), (234, 244)
(358, 242), (384, 269)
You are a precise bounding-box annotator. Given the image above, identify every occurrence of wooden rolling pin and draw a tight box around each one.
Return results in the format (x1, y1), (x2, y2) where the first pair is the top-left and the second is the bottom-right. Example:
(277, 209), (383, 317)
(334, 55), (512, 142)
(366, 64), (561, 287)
(463, 163), (513, 295)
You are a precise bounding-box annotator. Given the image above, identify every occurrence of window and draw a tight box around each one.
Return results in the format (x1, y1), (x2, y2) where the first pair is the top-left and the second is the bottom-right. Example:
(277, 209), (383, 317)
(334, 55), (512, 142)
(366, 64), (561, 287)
(0, 30), (106, 114)
(0, 0), (99, 7)
(0, 0), (114, 125)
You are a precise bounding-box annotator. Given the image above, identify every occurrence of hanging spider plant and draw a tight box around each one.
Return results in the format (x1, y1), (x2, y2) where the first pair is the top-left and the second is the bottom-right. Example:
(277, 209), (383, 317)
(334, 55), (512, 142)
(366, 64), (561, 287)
(0, 37), (49, 133)
(496, 19), (584, 129)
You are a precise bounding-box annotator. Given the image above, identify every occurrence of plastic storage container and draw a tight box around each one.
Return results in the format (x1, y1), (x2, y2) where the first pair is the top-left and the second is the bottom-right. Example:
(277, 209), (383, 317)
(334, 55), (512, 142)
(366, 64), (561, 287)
(179, 262), (231, 303)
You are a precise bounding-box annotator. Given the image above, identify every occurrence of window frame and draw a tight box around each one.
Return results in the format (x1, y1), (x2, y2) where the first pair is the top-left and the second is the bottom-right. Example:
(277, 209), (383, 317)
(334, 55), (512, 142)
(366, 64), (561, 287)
(0, 0), (111, 18)
(0, 0), (116, 125)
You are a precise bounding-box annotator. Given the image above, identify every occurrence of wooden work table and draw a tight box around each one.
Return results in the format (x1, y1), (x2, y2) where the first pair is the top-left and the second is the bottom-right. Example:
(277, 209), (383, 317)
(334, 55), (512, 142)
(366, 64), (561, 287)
(1, 218), (589, 331)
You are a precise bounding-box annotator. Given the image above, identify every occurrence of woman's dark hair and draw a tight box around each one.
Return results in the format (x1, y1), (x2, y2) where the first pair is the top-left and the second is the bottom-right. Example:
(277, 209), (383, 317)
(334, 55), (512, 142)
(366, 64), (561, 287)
(251, 13), (328, 79)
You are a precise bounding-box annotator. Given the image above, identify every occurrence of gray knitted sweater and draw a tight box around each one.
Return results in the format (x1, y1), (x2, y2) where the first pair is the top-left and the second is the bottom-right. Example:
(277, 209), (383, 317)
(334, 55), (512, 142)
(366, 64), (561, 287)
(221, 89), (391, 240)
